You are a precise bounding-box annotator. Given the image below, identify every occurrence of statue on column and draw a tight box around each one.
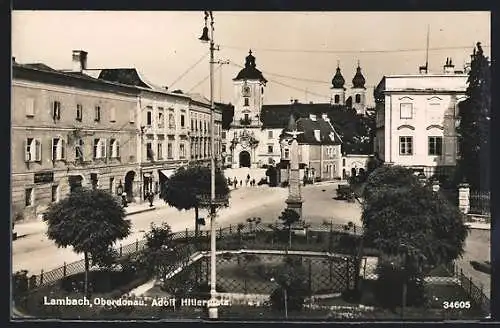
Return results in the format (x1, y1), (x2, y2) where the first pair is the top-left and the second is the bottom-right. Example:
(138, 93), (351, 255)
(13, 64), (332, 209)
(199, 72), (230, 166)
(285, 113), (304, 218)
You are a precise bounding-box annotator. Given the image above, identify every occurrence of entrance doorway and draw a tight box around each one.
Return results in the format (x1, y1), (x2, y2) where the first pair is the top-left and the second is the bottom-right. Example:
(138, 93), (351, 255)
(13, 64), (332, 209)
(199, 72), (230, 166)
(124, 171), (136, 200)
(239, 151), (251, 168)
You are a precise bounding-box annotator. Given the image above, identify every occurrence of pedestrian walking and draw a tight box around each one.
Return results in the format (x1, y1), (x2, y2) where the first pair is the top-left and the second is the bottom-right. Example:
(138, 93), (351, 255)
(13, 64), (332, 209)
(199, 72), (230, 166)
(233, 177), (238, 189)
(251, 178), (255, 186)
(121, 192), (128, 208)
(240, 180), (243, 187)
(147, 191), (154, 207)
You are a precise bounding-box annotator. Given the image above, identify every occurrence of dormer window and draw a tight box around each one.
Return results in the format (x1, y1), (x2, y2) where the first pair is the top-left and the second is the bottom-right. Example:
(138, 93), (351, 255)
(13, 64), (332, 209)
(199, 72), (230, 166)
(314, 130), (321, 141)
(329, 132), (336, 141)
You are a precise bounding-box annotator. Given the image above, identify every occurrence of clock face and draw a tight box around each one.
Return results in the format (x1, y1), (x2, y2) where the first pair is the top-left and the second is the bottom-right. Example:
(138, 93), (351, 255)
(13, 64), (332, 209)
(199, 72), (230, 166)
(242, 86), (251, 96)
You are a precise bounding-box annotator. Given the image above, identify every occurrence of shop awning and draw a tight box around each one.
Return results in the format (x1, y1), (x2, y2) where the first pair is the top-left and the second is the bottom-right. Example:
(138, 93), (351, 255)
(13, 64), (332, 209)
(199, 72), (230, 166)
(159, 169), (175, 178)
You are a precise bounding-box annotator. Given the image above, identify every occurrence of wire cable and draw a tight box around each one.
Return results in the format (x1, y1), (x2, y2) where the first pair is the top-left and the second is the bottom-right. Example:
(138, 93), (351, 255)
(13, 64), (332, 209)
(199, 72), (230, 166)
(221, 44), (490, 55)
(168, 51), (210, 90)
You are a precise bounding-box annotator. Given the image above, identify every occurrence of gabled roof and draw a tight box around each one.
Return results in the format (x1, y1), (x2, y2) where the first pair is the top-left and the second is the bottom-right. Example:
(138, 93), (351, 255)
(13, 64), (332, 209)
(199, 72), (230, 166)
(187, 93), (211, 106)
(92, 68), (155, 88)
(260, 103), (333, 129)
(293, 117), (342, 145)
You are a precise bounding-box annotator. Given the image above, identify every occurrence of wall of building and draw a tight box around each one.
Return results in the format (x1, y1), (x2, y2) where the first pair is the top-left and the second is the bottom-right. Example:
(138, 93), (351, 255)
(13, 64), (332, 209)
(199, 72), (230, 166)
(12, 79), (138, 220)
(341, 154), (371, 178)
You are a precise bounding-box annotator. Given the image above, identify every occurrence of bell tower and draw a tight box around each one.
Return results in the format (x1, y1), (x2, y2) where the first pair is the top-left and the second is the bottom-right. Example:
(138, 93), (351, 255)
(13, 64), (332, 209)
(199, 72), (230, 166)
(351, 61), (367, 115)
(232, 50), (267, 128)
(330, 61), (346, 105)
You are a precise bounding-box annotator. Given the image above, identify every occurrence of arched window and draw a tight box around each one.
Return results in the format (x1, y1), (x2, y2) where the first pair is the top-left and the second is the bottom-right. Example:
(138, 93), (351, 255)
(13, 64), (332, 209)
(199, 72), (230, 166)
(334, 95), (340, 104)
(355, 94), (361, 103)
(244, 97), (249, 106)
(110, 139), (120, 158)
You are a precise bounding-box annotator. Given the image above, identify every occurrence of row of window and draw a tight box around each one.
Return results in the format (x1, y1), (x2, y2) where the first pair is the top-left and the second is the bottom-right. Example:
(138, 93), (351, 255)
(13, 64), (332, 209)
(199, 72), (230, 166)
(399, 102), (443, 120)
(25, 137), (121, 162)
(399, 136), (443, 156)
(25, 99), (120, 123)
(145, 141), (185, 160)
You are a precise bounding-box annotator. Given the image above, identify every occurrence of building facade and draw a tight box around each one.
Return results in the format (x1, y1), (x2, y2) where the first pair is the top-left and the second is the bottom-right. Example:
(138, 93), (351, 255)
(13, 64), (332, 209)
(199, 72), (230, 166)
(12, 61), (140, 220)
(187, 93), (223, 165)
(373, 59), (468, 177)
(279, 113), (343, 182)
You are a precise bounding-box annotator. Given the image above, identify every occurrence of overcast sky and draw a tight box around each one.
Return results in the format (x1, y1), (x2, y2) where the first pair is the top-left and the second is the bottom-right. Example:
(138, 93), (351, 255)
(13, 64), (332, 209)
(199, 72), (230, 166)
(12, 11), (490, 106)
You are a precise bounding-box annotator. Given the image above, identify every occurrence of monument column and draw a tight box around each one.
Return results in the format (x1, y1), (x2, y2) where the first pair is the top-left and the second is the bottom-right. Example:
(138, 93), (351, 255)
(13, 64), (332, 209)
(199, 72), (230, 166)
(285, 114), (304, 219)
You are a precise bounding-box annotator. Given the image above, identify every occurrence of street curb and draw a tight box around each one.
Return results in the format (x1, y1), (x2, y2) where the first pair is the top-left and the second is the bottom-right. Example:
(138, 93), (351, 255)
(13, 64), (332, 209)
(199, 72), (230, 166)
(125, 207), (157, 217)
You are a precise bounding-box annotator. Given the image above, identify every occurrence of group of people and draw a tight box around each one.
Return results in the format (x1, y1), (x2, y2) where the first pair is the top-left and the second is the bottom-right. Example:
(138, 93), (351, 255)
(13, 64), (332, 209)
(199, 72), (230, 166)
(227, 174), (257, 189)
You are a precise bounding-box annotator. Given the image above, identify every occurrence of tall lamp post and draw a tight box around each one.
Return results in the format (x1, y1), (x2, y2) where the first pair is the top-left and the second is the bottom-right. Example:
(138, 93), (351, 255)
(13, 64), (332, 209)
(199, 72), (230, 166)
(199, 10), (219, 319)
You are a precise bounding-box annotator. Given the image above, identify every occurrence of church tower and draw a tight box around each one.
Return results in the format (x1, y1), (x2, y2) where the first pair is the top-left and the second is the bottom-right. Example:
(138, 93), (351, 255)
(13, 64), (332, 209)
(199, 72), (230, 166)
(232, 50), (267, 128)
(351, 62), (367, 115)
(330, 62), (346, 105)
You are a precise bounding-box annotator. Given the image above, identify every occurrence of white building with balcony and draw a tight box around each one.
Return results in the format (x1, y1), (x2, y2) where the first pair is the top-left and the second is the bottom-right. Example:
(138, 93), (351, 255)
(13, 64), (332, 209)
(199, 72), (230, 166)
(373, 59), (468, 177)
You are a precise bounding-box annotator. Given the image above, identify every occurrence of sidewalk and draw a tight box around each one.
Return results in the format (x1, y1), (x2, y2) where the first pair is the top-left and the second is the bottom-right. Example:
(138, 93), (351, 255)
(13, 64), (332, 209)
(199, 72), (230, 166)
(13, 199), (166, 238)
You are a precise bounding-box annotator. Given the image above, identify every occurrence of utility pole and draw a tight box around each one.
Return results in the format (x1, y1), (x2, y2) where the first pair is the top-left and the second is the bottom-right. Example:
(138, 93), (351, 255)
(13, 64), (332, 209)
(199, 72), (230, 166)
(200, 10), (219, 319)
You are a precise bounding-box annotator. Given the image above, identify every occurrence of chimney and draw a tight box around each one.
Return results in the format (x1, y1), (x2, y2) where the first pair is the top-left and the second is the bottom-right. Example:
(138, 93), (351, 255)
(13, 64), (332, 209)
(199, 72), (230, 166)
(72, 50), (88, 72)
(443, 57), (454, 74)
(321, 113), (330, 122)
(309, 114), (317, 121)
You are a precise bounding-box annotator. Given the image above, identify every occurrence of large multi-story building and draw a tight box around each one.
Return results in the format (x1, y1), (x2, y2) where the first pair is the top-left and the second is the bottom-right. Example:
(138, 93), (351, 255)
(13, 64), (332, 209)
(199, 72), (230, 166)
(12, 59), (140, 220)
(83, 61), (193, 200)
(186, 93), (223, 165)
(12, 50), (225, 220)
(373, 58), (468, 177)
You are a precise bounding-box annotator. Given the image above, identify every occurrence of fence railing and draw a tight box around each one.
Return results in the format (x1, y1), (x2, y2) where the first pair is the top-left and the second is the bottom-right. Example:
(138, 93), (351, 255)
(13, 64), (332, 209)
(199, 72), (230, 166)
(469, 191), (491, 216)
(15, 221), (363, 292)
(452, 265), (490, 314)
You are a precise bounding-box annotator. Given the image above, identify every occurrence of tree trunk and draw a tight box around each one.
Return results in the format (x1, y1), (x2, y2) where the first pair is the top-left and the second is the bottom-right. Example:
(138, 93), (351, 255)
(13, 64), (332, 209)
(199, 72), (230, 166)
(84, 251), (89, 297)
(194, 206), (199, 238)
(288, 227), (292, 249)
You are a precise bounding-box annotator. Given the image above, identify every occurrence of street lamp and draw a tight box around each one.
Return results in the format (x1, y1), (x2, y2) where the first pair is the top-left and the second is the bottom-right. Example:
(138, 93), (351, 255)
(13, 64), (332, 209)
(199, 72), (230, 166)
(200, 10), (218, 319)
(270, 277), (288, 319)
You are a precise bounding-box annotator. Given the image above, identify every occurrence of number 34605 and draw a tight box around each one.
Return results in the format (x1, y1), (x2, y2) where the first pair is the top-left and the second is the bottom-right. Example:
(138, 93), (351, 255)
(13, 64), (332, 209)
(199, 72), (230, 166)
(443, 301), (471, 309)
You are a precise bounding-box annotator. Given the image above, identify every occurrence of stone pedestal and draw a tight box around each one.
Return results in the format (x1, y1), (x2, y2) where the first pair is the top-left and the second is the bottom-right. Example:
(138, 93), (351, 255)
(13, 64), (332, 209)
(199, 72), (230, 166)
(286, 198), (303, 218)
(458, 183), (470, 214)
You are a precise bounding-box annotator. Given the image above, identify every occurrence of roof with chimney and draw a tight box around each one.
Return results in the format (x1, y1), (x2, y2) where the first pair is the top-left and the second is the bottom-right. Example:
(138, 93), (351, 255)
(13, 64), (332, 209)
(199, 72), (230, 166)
(12, 62), (140, 94)
(280, 113), (342, 146)
(233, 50), (268, 83)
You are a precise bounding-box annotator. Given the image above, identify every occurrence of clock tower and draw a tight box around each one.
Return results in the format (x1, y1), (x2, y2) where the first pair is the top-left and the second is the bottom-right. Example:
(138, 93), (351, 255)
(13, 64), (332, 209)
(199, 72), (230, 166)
(232, 50), (267, 128)
(229, 50), (268, 168)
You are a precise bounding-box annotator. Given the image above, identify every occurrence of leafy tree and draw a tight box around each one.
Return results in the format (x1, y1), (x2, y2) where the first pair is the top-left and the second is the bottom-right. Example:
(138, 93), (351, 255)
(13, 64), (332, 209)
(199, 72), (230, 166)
(43, 188), (131, 296)
(362, 165), (420, 202)
(220, 102), (235, 130)
(278, 209), (301, 248)
(362, 183), (468, 306)
(143, 223), (176, 279)
(457, 42), (491, 192)
(160, 164), (230, 239)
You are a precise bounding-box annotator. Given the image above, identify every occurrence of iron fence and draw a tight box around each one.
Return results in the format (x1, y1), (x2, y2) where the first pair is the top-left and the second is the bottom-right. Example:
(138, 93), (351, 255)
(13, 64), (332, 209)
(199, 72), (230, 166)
(14, 221), (363, 293)
(469, 191), (491, 216)
(454, 266), (490, 314)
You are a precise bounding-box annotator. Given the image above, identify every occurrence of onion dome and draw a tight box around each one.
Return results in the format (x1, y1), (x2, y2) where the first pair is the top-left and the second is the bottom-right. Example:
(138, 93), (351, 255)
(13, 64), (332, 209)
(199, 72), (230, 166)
(352, 63), (366, 89)
(233, 50), (267, 83)
(331, 66), (345, 89)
